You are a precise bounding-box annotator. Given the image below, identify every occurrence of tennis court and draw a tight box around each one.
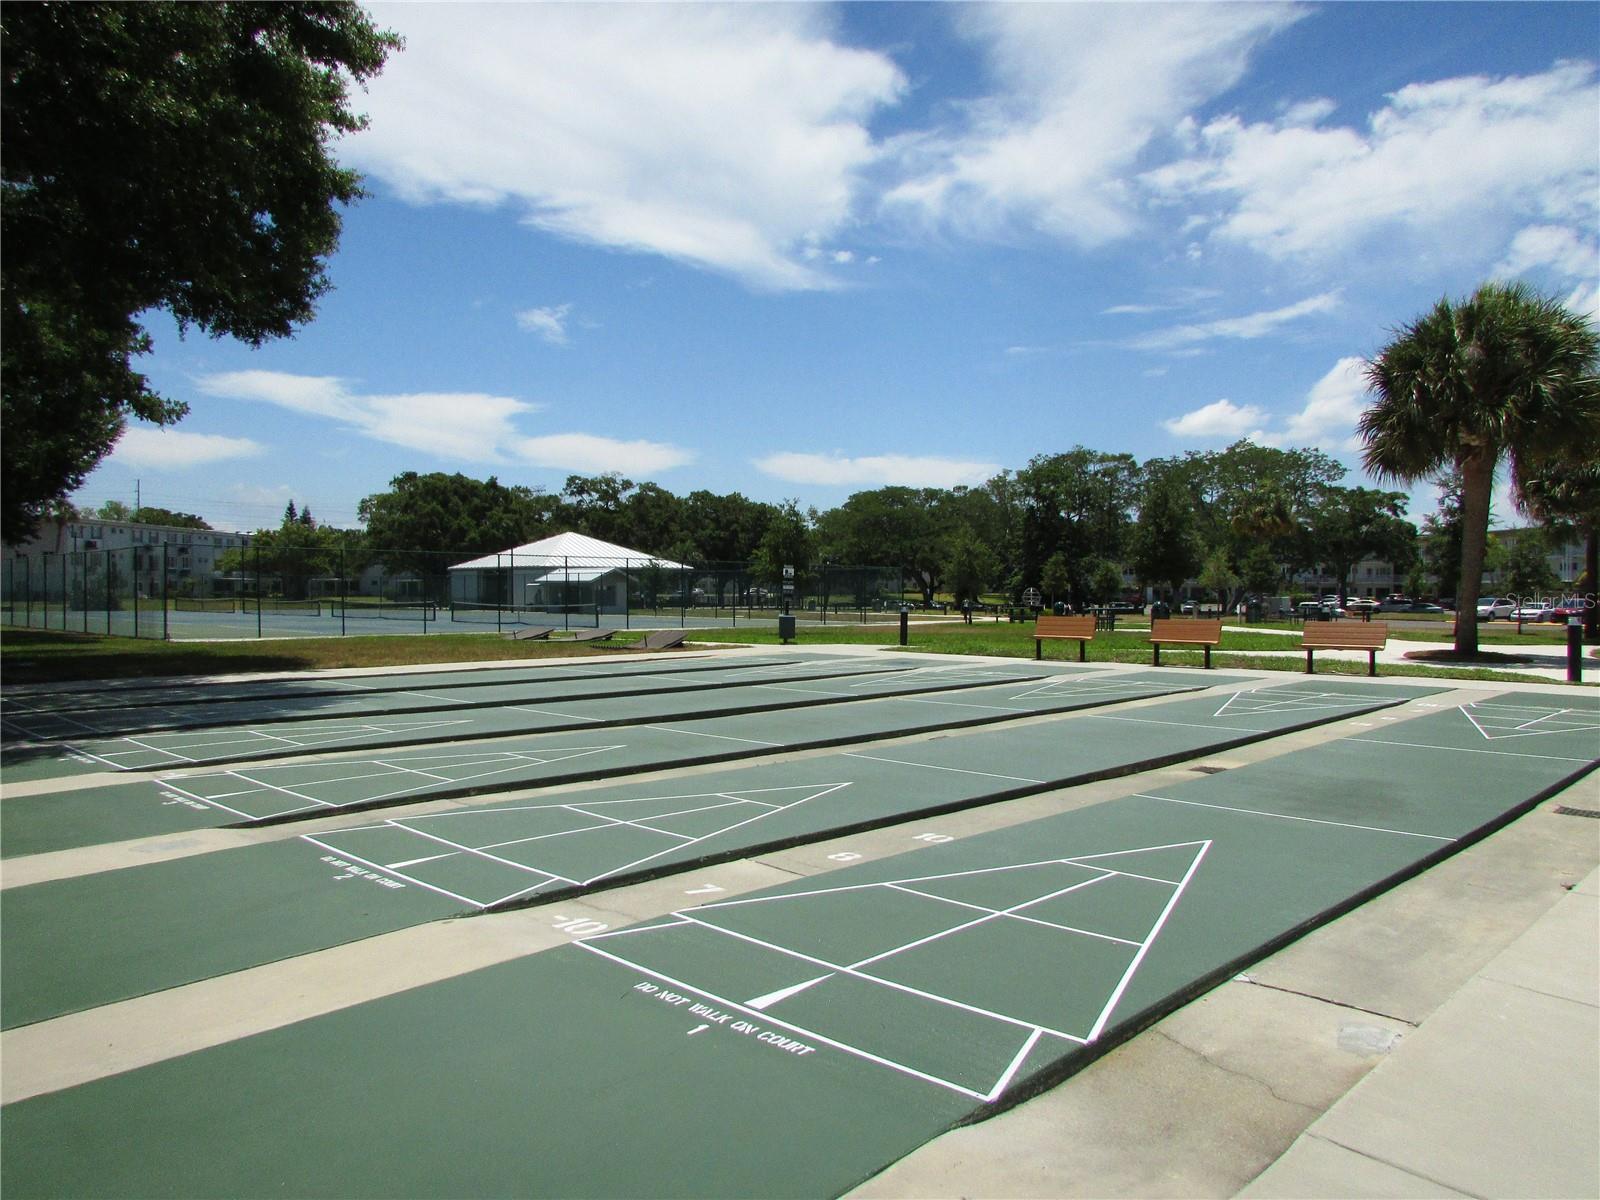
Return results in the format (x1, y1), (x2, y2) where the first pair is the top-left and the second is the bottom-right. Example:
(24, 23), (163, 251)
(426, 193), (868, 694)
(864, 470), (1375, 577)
(2, 689), (1591, 1198)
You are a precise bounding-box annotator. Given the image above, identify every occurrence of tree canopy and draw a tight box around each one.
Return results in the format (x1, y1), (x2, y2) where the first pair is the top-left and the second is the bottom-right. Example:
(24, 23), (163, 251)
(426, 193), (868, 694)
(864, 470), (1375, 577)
(1, 1), (401, 541)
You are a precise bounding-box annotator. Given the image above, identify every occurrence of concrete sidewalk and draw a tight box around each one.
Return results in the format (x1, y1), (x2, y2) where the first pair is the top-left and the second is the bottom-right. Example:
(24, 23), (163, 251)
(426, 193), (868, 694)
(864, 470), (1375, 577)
(1217, 625), (1595, 685)
(1241, 863), (1599, 1198)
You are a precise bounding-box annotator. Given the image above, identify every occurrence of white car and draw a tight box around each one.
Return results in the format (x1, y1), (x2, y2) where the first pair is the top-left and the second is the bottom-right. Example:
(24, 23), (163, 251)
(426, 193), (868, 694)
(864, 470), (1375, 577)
(1344, 597), (1380, 613)
(1476, 596), (1514, 620)
(1512, 601), (1556, 623)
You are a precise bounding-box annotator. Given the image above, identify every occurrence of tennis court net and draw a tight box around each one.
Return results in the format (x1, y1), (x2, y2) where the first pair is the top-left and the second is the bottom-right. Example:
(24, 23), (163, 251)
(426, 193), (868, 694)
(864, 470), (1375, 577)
(449, 601), (599, 627)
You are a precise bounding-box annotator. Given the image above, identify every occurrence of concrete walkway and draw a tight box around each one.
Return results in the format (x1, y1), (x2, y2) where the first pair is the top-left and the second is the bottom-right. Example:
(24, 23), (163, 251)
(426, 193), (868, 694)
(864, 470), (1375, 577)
(1217, 625), (1595, 685)
(1240, 864), (1599, 1198)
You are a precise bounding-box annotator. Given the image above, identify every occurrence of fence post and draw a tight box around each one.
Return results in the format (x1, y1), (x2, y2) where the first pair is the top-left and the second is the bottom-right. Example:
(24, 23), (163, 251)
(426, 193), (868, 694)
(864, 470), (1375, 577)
(255, 541), (263, 638)
(162, 543), (170, 640)
(340, 538), (347, 637)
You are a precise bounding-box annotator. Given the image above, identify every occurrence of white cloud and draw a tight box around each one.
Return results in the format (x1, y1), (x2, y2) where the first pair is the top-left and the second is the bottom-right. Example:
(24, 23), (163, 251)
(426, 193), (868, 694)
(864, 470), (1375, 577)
(1145, 61), (1600, 263)
(344, 4), (904, 291)
(882, 3), (1300, 245)
(754, 452), (1000, 489)
(513, 433), (694, 476)
(517, 304), (574, 345)
(1493, 224), (1598, 283)
(111, 427), (265, 469)
(197, 370), (692, 473)
(1129, 291), (1340, 351)
(1565, 280), (1600, 325)
(1162, 399), (1266, 439)
(1262, 355), (1371, 450)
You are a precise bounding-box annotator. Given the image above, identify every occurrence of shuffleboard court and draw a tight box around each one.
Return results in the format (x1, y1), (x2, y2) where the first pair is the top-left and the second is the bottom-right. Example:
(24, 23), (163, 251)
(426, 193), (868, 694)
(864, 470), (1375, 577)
(0, 681), (1439, 1029)
(1, 693), (1589, 1198)
(2, 669), (1234, 858)
(1, 655), (921, 743)
(0, 659), (1082, 780)
(0, 653), (803, 739)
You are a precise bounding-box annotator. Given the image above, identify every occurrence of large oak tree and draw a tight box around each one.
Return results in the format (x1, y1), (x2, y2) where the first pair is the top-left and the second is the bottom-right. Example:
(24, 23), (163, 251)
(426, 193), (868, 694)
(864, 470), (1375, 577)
(2, 2), (400, 541)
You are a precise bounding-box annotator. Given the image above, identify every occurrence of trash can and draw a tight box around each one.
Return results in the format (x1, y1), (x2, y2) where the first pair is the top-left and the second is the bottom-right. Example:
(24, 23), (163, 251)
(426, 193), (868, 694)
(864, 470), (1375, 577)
(778, 613), (796, 644)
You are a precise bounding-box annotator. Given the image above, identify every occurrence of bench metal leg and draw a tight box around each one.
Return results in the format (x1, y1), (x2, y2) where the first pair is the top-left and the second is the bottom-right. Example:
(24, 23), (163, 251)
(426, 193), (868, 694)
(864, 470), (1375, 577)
(1368, 650), (1377, 677)
(1152, 643), (1161, 667)
(1203, 645), (1211, 669)
(1079, 640), (1087, 663)
(1306, 649), (1315, 674)
(1035, 639), (1042, 661)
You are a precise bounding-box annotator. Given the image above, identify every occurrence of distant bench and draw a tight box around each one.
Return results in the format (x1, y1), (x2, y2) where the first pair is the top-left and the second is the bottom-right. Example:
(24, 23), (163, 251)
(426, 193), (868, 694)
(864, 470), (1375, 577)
(1033, 614), (1097, 661)
(1149, 617), (1223, 668)
(1303, 620), (1388, 676)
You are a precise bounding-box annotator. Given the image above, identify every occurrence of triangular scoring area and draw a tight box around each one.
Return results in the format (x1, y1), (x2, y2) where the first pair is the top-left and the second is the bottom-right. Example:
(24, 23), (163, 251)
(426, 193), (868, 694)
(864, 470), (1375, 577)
(1213, 688), (1373, 719)
(165, 744), (626, 815)
(581, 839), (1211, 1102)
(1462, 701), (1600, 741)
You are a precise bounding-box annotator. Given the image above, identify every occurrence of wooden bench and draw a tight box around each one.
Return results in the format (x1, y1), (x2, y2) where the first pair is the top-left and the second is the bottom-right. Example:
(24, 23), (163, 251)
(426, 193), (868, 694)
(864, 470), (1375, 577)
(1033, 614), (1097, 661)
(1303, 620), (1388, 676)
(1149, 617), (1223, 668)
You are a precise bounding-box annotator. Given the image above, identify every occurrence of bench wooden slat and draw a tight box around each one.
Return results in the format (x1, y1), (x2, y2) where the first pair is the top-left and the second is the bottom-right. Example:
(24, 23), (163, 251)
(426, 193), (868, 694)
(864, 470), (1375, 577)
(1033, 614), (1097, 661)
(1303, 621), (1388, 676)
(1148, 618), (1224, 668)
(1301, 622), (1388, 649)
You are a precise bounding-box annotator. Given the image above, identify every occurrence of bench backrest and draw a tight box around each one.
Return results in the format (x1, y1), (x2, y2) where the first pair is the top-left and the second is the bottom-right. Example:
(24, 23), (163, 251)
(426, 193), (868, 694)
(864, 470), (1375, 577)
(1149, 617), (1224, 644)
(1303, 621), (1388, 649)
(1034, 615), (1097, 640)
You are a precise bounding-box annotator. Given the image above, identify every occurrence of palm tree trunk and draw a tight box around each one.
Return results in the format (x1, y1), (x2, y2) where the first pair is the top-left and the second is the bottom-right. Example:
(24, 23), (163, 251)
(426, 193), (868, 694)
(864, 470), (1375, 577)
(1454, 445), (1496, 656)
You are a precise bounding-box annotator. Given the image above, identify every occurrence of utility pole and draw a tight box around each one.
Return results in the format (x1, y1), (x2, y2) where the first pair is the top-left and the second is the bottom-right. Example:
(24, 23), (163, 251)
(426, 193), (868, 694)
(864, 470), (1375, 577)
(135, 479), (141, 515)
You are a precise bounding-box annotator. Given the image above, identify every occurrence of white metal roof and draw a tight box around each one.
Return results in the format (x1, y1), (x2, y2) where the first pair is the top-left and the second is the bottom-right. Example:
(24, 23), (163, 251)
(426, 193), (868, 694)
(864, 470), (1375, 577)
(449, 531), (692, 572)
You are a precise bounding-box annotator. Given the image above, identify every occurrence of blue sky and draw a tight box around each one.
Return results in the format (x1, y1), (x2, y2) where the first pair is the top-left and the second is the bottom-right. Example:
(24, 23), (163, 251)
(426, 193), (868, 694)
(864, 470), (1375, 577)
(81, 1), (1599, 534)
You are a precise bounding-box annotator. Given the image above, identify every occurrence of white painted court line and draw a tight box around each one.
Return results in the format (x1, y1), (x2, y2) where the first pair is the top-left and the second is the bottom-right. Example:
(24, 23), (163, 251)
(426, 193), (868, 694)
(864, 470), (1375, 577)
(581, 844), (1207, 1101)
(1134, 793), (1456, 841)
(1085, 841), (1209, 1042)
(842, 752), (1045, 785)
(1333, 736), (1597, 764)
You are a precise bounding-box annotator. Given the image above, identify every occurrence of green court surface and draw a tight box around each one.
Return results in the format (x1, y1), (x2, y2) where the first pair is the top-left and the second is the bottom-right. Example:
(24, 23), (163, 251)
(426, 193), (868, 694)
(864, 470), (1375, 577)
(2, 693), (1590, 1198)
(3, 652), (864, 739)
(0, 681), (1437, 1029)
(0, 649), (780, 723)
(2, 669), (1233, 857)
(0, 659), (1085, 780)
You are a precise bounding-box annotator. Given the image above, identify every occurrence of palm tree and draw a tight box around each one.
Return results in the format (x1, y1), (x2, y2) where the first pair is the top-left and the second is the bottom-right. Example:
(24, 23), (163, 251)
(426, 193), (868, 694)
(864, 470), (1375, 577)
(1359, 283), (1600, 655)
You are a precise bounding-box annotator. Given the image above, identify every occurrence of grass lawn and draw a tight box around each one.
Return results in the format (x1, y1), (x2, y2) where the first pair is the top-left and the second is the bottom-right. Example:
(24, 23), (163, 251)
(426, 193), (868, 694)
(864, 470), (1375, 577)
(4, 618), (1589, 686)
(0, 628), (650, 685)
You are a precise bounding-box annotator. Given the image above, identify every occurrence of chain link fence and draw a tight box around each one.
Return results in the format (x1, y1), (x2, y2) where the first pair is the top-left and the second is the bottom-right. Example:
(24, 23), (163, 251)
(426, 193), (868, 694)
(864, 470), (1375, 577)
(2, 546), (913, 641)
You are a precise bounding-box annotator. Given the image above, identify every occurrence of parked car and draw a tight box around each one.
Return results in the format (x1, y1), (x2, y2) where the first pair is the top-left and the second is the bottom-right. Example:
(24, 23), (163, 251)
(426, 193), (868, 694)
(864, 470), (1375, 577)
(1552, 597), (1591, 619)
(1476, 596), (1514, 620)
(1297, 600), (1345, 619)
(1403, 601), (1445, 614)
(1344, 597), (1380, 613)
(1180, 600), (1199, 615)
(1376, 596), (1414, 613)
(1513, 601), (1557, 622)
